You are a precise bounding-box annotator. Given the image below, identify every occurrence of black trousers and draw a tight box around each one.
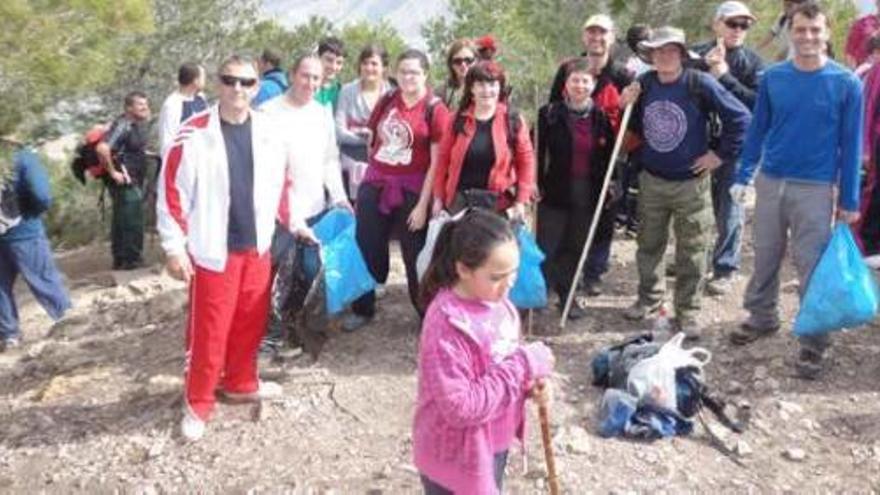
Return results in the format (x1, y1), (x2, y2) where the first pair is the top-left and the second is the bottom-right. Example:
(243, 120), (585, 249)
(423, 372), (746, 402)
(537, 179), (601, 298)
(351, 183), (426, 317)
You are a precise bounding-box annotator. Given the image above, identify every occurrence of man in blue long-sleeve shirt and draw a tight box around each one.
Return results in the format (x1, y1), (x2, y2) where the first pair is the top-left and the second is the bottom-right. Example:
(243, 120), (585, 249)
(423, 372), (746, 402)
(729, 3), (863, 380)
(0, 140), (71, 351)
(619, 26), (751, 339)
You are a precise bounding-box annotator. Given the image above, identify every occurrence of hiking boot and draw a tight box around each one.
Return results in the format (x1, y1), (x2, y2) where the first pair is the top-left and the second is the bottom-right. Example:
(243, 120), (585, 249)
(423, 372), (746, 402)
(729, 321), (780, 346)
(559, 301), (587, 321)
(705, 273), (736, 296)
(180, 410), (206, 442)
(795, 348), (825, 381)
(623, 300), (661, 321)
(582, 279), (603, 297)
(341, 313), (372, 333)
(674, 317), (701, 340)
(222, 380), (283, 403)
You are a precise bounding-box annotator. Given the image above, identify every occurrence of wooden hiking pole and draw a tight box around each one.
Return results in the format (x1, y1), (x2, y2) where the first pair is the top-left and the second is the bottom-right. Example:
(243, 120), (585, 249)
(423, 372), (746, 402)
(526, 106), (541, 338)
(559, 103), (634, 328)
(535, 381), (560, 495)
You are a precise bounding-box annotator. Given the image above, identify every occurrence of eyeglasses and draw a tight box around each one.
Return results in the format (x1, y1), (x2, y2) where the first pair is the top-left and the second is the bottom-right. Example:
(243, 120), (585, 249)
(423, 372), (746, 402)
(219, 74), (258, 88)
(724, 19), (752, 31)
(451, 57), (476, 66)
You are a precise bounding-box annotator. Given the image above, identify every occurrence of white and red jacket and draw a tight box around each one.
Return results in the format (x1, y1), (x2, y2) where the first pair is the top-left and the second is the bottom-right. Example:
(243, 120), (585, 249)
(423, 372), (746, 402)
(157, 105), (292, 272)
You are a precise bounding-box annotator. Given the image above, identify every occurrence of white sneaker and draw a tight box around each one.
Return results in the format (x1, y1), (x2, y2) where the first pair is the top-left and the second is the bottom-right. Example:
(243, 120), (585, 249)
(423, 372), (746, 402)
(222, 380), (283, 402)
(375, 283), (387, 298)
(180, 410), (206, 442)
(865, 254), (880, 270)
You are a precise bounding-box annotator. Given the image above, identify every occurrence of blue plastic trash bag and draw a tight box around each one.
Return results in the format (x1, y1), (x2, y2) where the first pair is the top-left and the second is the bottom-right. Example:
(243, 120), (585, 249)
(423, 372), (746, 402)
(794, 223), (880, 337)
(509, 224), (548, 309)
(312, 209), (376, 315)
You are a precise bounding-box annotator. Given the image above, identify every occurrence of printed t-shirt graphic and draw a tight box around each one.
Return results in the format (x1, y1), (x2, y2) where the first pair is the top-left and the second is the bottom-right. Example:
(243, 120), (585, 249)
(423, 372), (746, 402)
(375, 107), (415, 165)
(644, 100), (688, 153)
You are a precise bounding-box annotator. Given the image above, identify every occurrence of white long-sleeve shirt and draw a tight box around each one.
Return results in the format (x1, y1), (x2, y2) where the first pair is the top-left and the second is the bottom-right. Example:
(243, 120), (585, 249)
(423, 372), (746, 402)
(157, 90), (207, 154)
(260, 94), (346, 229)
(157, 105), (291, 272)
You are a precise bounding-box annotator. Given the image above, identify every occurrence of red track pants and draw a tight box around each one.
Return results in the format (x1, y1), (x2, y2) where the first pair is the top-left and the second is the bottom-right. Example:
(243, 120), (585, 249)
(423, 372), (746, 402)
(184, 249), (271, 420)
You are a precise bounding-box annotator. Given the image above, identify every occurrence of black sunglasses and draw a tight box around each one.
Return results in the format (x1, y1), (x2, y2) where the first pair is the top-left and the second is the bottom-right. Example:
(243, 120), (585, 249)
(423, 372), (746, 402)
(451, 56), (476, 66)
(219, 74), (258, 88)
(724, 19), (752, 31)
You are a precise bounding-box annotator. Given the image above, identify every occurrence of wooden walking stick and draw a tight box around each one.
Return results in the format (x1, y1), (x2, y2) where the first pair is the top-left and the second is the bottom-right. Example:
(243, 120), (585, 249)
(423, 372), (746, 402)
(535, 381), (560, 495)
(559, 103), (635, 328)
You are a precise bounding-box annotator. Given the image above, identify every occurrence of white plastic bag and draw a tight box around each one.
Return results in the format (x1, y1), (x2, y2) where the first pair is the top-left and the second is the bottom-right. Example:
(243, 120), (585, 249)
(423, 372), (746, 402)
(416, 211), (452, 281)
(626, 332), (712, 410)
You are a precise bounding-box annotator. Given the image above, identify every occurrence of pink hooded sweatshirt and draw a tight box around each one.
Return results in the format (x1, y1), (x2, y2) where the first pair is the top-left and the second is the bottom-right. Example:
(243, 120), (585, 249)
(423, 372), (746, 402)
(413, 288), (550, 494)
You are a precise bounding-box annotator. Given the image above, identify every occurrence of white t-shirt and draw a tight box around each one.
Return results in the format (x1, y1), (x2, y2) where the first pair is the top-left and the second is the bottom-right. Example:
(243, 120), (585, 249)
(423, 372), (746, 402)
(260, 95), (346, 229)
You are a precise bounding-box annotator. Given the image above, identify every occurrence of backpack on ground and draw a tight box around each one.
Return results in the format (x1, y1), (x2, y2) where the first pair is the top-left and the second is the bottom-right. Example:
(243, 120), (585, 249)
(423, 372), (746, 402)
(70, 124), (109, 185)
(0, 172), (22, 235)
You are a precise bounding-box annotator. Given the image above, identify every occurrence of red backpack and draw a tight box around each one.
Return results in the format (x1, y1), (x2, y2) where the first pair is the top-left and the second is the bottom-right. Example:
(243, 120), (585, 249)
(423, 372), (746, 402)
(70, 124), (109, 184)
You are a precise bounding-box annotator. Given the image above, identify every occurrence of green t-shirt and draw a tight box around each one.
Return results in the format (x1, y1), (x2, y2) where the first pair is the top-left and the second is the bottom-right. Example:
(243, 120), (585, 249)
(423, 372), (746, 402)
(315, 81), (342, 111)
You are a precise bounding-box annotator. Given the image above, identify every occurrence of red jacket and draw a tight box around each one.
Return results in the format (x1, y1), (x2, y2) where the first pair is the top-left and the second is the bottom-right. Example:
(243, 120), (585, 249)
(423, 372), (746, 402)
(434, 103), (535, 208)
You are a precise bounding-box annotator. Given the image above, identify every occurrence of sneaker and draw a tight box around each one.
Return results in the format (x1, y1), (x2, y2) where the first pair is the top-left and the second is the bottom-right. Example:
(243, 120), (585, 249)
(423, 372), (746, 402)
(375, 284), (387, 299)
(0, 337), (21, 352)
(865, 254), (880, 270)
(582, 279), (603, 297)
(341, 313), (372, 333)
(705, 274), (736, 296)
(222, 380), (283, 402)
(674, 317), (701, 340)
(795, 348), (825, 380)
(729, 321), (780, 346)
(623, 300), (661, 321)
(180, 410), (206, 442)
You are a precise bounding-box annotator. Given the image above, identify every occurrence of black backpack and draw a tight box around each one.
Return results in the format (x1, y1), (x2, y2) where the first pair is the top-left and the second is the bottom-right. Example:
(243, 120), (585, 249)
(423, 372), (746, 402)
(0, 172), (22, 235)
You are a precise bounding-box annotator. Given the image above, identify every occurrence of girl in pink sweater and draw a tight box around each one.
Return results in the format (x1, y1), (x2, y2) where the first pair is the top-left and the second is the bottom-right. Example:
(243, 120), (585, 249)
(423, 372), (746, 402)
(414, 209), (555, 494)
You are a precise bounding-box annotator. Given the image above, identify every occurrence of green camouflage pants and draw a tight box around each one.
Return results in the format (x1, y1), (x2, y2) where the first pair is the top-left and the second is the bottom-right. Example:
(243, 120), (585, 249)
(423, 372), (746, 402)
(110, 184), (144, 266)
(636, 171), (713, 321)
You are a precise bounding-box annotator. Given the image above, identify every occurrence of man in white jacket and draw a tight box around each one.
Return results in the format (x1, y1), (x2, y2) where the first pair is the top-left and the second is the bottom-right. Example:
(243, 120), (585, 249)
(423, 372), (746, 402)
(258, 53), (350, 357)
(157, 55), (313, 442)
(157, 63), (207, 154)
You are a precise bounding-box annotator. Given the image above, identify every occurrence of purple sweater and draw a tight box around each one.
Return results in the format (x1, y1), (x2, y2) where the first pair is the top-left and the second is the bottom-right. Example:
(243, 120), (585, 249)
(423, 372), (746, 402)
(413, 288), (543, 494)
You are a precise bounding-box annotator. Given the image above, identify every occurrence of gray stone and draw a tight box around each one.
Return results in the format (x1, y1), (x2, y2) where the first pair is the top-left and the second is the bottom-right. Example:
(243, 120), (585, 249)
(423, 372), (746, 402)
(783, 448), (807, 462)
(735, 440), (753, 457)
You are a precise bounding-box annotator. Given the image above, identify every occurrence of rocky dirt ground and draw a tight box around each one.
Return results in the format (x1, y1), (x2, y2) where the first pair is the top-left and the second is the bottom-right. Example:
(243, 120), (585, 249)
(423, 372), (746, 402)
(1, 222), (879, 494)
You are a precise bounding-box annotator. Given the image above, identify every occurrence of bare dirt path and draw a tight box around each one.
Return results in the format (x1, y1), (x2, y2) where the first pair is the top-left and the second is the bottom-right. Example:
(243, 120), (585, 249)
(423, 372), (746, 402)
(0, 224), (878, 493)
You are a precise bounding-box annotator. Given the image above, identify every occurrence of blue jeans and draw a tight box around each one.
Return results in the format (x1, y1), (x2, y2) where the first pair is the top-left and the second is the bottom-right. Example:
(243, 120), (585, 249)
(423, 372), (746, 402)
(420, 450), (508, 494)
(710, 160), (744, 276)
(0, 235), (71, 340)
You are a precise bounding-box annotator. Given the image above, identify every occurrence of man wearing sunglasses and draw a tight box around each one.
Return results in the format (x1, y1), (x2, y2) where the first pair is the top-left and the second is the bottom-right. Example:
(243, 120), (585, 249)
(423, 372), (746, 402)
(158, 55), (307, 442)
(691, 1), (765, 297)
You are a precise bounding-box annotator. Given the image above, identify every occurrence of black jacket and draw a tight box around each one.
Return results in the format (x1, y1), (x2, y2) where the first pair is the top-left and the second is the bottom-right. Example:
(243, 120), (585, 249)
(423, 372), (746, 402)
(690, 41), (765, 109)
(537, 102), (615, 208)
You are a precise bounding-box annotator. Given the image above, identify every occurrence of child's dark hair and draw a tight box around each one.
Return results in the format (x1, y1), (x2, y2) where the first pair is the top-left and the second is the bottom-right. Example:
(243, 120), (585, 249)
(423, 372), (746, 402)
(419, 209), (516, 308)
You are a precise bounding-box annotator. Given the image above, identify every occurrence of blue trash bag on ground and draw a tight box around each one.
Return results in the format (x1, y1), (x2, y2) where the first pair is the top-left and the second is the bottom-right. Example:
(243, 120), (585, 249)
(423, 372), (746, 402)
(312, 208), (376, 315)
(509, 224), (548, 309)
(794, 223), (880, 337)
